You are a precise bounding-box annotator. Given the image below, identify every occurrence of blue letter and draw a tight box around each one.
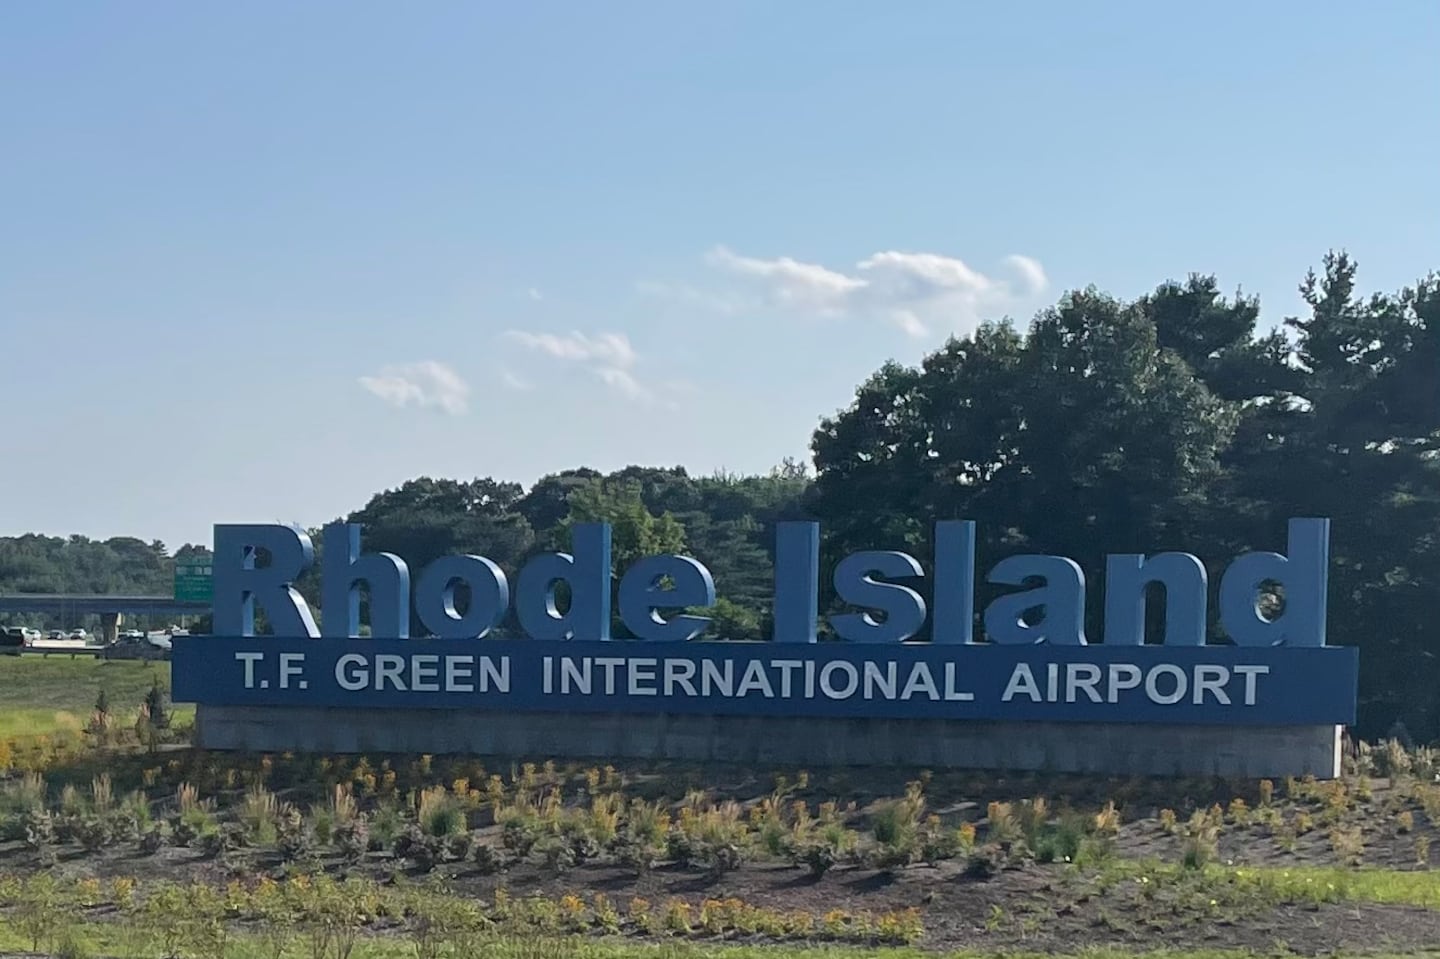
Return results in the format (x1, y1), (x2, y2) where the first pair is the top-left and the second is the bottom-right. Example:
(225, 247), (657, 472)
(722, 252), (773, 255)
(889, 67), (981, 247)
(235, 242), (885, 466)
(983, 555), (1088, 645)
(772, 522), (819, 643)
(212, 524), (319, 638)
(931, 520), (976, 643)
(619, 556), (715, 642)
(414, 556), (510, 639)
(321, 523), (410, 639)
(516, 522), (612, 641)
(831, 551), (927, 643)
(1103, 552), (1208, 646)
(1219, 518), (1330, 647)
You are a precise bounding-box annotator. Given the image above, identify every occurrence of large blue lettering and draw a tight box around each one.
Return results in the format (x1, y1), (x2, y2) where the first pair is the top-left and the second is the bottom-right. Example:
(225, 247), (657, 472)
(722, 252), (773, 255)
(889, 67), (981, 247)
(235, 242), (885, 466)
(212, 524), (319, 637)
(831, 551), (927, 643)
(207, 517), (1334, 648)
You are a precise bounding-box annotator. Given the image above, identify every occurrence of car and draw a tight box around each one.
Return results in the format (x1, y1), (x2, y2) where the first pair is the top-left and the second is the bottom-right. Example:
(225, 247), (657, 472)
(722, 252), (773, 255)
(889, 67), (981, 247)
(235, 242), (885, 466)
(47, 629), (65, 641)
(19, 627), (40, 645)
(67, 628), (88, 640)
(0, 627), (25, 652)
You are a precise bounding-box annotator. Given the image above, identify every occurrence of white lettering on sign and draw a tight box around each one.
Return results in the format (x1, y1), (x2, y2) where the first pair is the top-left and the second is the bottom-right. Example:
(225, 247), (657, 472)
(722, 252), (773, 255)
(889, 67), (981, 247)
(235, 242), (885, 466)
(334, 654), (510, 693)
(224, 649), (1275, 712)
(1001, 662), (1269, 706)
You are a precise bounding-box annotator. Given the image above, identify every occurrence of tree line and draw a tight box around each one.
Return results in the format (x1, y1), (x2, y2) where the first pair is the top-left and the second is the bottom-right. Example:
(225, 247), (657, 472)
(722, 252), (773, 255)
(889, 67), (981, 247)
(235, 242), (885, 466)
(1, 252), (1435, 740)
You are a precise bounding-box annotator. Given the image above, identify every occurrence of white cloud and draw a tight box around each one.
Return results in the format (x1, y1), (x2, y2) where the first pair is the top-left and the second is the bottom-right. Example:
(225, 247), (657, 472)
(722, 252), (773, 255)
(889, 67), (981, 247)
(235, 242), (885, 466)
(503, 330), (638, 368)
(1003, 255), (1048, 296)
(888, 309), (931, 339)
(594, 366), (650, 401)
(706, 245), (865, 314)
(502, 329), (673, 403)
(657, 245), (1051, 339)
(499, 369), (533, 391)
(527, 287), (544, 301)
(358, 361), (470, 415)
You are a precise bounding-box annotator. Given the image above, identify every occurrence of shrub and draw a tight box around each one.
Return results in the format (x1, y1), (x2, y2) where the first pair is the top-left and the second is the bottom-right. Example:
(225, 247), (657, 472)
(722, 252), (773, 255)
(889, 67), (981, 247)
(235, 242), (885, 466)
(473, 842), (505, 875)
(1030, 813), (1088, 864)
(668, 801), (750, 872)
(138, 824), (166, 855)
(23, 807), (55, 851)
(418, 787), (465, 838)
(89, 774), (113, 815)
(500, 812), (543, 860)
(309, 804), (336, 846)
(1329, 825), (1364, 866)
(277, 805), (312, 862)
(535, 835), (573, 869)
(1093, 801), (1121, 836)
(1381, 739), (1414, 778)
(241, 785), (280, 845)
(446, 831), (474, 863)
(369, 801), (405, 850)
(963, 843), (1006, 879)
(143, 682), (171, 730)
(1181, 811), (1219, 870)
(335, 815), (370, 863)
(394, 825), (445, 871)
(74, 816), (112, 853)
(871, 782), (924, 848)
(800, 841), (838, 877)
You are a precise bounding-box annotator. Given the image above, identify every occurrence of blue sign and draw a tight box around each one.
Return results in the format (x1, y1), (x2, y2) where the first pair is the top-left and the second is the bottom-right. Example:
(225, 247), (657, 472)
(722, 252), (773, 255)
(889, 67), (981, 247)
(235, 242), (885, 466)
(172, 638), (1356, 725)
(171, 517), (1359, 726)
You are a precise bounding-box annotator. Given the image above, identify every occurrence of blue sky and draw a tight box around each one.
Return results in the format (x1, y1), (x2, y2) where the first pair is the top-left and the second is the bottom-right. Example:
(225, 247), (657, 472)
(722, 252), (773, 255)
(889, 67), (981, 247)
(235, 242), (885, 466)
(2, 1), (1437, 551)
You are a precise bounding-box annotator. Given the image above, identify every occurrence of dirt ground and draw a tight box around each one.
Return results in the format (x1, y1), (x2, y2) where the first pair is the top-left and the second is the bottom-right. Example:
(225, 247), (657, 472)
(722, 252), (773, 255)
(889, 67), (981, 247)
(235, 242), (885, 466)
(7, 834), (1438, 956)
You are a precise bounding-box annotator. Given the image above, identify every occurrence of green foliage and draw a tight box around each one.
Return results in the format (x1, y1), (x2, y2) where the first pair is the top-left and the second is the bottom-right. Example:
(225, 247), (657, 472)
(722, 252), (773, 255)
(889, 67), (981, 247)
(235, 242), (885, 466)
(3, 259), (1439, 740)
(808, 257), (1440, 738)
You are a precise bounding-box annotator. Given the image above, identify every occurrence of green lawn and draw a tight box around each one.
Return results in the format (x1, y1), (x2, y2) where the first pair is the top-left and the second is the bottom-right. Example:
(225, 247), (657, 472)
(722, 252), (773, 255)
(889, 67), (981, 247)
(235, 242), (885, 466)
(2, 920), (1436, 959)
(0, 656), (191, 738)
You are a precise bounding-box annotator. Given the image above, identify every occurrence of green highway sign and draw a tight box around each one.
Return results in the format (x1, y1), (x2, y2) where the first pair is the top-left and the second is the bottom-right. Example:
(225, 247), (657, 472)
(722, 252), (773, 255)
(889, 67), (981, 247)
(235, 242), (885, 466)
(174, 556), (214, 603)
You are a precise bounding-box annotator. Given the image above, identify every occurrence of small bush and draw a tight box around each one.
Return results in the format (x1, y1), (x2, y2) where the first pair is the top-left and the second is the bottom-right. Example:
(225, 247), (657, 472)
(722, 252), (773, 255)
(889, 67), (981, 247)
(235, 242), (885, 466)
(1181, 811), (1219, 870)
(473, 842), (505, 875)
(1031, 814), (1088, 864)
(963, 843), (1006, 879)
(418, 787), (465, 838)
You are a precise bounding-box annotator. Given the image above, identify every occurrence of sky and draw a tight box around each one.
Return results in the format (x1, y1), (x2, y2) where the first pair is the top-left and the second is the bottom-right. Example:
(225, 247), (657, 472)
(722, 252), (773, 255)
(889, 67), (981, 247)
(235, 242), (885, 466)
(2, 1), (1437, 552)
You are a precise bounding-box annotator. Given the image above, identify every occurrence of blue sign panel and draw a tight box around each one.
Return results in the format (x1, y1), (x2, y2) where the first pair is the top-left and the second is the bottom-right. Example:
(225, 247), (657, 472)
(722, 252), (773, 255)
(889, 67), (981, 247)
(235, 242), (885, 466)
(173, 637), (1358, 726)
(173, 516), (1360, 728)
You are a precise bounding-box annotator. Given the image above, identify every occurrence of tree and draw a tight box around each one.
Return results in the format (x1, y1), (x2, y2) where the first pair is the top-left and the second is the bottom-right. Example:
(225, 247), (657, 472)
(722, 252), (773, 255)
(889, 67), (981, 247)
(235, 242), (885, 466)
(559, 477), (687, 573)
(811, 289), (1238, 640)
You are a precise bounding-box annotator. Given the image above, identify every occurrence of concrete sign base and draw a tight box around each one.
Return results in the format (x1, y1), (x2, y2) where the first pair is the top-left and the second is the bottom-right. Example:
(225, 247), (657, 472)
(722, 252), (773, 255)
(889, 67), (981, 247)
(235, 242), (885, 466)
(195, 705), (1343, 779)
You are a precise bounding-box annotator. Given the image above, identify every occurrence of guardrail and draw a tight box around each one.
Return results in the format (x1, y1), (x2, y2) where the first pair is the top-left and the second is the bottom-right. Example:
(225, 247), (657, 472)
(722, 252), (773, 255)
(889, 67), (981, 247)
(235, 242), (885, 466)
(22, 643), (103, 658)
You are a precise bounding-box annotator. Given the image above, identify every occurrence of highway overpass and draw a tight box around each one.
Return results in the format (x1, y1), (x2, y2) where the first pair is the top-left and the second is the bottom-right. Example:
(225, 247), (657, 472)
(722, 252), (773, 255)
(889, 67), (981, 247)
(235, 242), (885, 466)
(0, 594), (211, 642)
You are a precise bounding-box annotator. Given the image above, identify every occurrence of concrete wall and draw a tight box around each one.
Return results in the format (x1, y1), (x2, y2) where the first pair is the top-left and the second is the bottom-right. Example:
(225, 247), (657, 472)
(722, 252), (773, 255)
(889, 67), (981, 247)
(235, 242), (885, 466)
(195, 705), (1343, 779)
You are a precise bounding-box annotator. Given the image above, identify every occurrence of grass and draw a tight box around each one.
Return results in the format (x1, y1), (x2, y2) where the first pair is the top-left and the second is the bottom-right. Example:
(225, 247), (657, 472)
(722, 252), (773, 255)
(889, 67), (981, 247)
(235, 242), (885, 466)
(1103, 861), (1440, 909)
(1, 913), (1437, 959)
(0, 919), (1438, 959)
(0, 657), (192, 737)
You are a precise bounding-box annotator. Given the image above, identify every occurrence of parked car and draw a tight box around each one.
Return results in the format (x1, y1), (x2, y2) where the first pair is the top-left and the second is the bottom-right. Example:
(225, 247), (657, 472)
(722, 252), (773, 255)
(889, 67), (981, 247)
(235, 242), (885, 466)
(47, 629), (65, 640)
(67, 628), (88, 641)
(0, 627), (25, 653)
